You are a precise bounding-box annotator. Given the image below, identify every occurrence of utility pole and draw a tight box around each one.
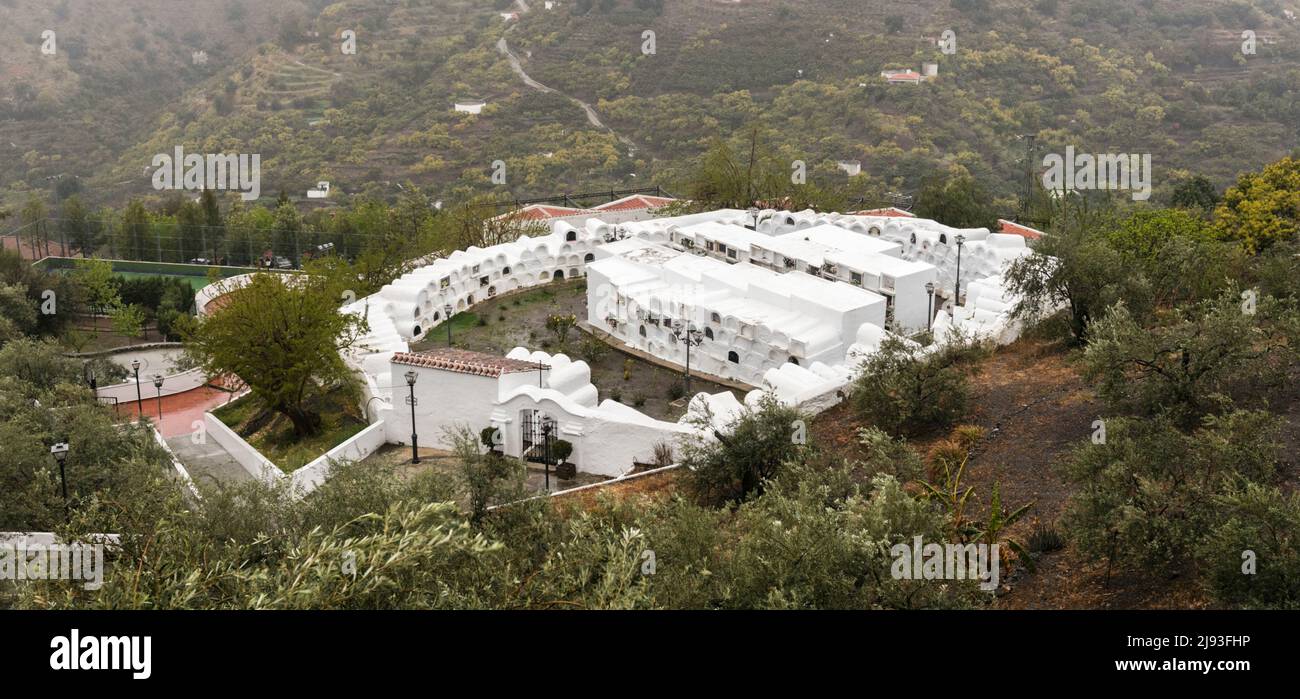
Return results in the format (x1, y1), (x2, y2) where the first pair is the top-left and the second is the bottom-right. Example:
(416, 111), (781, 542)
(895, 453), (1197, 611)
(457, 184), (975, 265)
(744, 127), (758, 207)
(1019, 133), (1037, 219)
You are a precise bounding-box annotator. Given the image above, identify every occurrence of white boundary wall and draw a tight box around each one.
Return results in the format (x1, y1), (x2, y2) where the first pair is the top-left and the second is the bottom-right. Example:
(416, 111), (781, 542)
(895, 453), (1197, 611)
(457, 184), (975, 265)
(203, 409), (389, 498)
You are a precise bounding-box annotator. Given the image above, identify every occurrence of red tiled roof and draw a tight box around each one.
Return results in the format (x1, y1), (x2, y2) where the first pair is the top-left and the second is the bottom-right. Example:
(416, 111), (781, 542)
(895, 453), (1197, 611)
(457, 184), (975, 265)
(849, 207), (916, 218)
(998, 219), (1045, 240)
(392, 348), (546, 377)
(592, 194), (677, 212)
(493, 204), (588, 222)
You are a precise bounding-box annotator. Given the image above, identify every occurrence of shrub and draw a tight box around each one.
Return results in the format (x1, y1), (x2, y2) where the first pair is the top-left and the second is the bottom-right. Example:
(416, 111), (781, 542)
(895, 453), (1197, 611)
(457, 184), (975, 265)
(680, 392), (808, 506)
(1082, 290), (1300, 422)
(552, 439), (574, 465)
(1199, 483), (1300, 609)
(578, 335), (610, 364)
(1027, 525), (1064, 554)
(448, 425), (523, 526)
(852, 336), (984, 437)
(1062, 410), (1280, 574)
(480, 426), (500, 452)
(666, 381), (685, 401)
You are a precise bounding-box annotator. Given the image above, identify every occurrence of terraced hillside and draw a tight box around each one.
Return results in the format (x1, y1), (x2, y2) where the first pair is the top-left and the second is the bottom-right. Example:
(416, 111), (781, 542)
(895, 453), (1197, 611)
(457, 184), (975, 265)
(0, 0), (305, 201)
(3, 0), (1300, 210)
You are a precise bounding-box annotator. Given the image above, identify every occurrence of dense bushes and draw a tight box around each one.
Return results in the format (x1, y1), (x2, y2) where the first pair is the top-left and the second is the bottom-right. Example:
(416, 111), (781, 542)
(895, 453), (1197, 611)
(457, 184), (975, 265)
(1082, 290), (1300, 422)
(113, 275), (195, 341)
(678, 392), (809, 506)
(852, 335), (987, 437)
(1061, 410), (1280, 574)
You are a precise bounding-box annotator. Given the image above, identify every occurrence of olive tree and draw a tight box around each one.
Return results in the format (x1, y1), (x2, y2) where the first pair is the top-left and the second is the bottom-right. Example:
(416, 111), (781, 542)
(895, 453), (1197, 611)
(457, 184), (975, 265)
(180, 273), (367, 437)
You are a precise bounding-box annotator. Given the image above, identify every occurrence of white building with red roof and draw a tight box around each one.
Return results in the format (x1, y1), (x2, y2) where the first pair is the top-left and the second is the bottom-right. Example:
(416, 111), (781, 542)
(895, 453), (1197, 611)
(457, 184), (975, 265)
(997, 219), (1046, 240)
(490, 193), (678, 230)
(849, 207), (915, 218)
(383, 347), (694, 477)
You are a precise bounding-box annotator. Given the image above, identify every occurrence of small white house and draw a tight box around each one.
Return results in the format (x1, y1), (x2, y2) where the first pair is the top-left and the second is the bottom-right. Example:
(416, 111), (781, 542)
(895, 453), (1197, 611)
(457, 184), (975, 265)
(306, 181), (330, 199)
(454, 100), (487, 115)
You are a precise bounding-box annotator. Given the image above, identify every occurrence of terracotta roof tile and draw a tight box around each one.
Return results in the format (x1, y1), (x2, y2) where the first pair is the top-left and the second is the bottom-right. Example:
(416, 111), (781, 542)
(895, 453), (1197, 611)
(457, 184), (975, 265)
(849, 207), (916, 218)
(593, 195), (677, 212)
(392, 348), (546, 377)
(998, 219), (1045, 240)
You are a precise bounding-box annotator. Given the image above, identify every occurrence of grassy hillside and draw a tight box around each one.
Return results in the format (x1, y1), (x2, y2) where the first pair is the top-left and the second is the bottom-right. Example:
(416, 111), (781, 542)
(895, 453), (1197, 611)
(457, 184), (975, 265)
(0, 0), (307, 201)
(3, 0), (1299, 211)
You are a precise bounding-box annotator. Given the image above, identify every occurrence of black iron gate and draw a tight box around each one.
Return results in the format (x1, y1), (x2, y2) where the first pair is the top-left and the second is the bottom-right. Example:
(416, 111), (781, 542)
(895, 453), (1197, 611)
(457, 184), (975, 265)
(520, 410), (556, 464)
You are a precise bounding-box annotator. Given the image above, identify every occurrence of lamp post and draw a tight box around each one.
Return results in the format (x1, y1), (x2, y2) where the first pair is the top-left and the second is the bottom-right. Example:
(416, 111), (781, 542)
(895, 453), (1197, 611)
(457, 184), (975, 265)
(131, 359), (142, 417)
(954, 234), (966, 307)
(444, 303), (454, 347)
(50, 442), (69, 520)
(925, 281), (935, 331)
(670, 319), (706, 396)
(746, 206), (760, 231)
(542, 420), (553, 493)
(405, 370), (420, 464)
(152, 374), (164, 421)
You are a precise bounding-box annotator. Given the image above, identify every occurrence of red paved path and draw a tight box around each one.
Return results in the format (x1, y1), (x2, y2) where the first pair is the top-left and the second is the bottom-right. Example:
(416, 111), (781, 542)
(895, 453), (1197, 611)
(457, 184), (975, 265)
(115, 385), (241, 438)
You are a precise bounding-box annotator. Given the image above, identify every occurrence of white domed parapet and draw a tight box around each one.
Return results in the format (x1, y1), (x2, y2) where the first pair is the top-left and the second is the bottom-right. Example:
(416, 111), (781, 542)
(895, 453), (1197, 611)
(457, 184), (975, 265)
(548, 360), (592, 396)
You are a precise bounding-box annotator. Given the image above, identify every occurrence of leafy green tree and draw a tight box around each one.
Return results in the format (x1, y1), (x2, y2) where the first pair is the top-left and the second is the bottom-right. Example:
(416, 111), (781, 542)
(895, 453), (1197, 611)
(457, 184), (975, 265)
(1198, 483), (1300, 609)
(1170, 174), (1219, 211)
(272, 201), (304, 263)
(120, 199), (152, 261)
(20, 195), (48, 259)
(59, 195), (95, 255)
(200, 188), (224, 252)
(177, 200), (207, 262)
(914, 172), (999, 230)
(681, 132), (859, 213)
(679, 392), (808, 506)
(1105, 209), (1242, 307)
(0, 283), (39, 342)
(70, 258), (120, 335)
(1004, 212), (1148, 344)
(1082, 291), (1300, 421)
(180, 273), (368, 437)
(1213, 156), (1300, 253)
(852, 335), (986, 437)
(110, 304), (146, 341)
(1062, 410), (1279, 575)
(0, 337), (84, 394)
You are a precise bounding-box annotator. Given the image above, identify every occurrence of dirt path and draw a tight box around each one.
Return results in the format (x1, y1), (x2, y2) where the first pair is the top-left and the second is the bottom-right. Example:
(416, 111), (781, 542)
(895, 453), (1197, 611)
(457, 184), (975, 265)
(497, 0), (638, 152)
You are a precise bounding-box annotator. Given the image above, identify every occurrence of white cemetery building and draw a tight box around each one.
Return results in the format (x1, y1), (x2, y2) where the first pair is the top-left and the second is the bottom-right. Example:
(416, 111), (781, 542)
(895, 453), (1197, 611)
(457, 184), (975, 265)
(380, 347), (695, 477)
(585, 236), (887, 386)
(307, 205), (1041, 484)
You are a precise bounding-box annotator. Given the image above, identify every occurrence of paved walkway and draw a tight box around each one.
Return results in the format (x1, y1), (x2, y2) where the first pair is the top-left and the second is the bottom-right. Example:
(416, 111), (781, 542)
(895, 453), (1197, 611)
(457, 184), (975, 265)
(118, 385), (239, 437)
(165, 432), (254, 489)
(105, 347), (184, 376)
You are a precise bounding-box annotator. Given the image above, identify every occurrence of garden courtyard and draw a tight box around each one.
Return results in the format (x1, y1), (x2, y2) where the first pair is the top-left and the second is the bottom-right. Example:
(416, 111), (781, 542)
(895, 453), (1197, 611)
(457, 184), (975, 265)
(408, 277), (745, 422)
